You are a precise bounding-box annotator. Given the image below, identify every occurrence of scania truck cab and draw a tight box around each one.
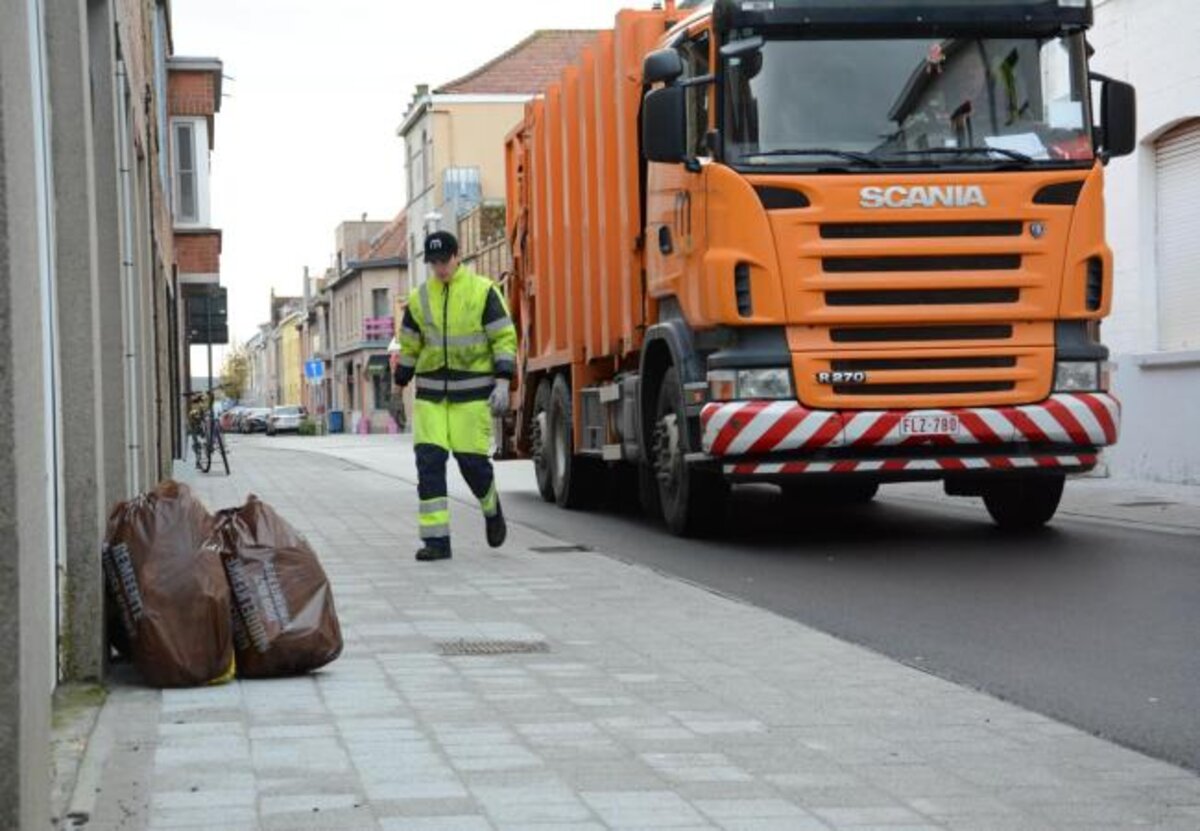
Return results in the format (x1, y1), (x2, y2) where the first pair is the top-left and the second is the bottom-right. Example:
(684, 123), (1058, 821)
(504, 0), (1135, 536)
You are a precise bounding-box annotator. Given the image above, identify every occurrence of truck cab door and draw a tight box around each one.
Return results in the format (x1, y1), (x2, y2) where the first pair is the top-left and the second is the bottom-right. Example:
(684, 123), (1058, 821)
(647, 30), (712, 309)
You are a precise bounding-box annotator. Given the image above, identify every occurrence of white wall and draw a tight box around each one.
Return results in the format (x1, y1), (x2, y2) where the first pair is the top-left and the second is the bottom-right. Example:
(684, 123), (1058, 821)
(1090, 0), (1200, 484)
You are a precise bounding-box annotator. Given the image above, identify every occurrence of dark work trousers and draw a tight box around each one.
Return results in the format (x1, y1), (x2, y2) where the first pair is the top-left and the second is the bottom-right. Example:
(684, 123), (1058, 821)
(415, 444), (499, 553)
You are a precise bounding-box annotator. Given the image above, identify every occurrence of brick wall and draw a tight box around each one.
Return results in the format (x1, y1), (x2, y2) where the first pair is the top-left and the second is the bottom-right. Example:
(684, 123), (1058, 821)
(176, 232), (221, 275)
(169, 71), (216, 117)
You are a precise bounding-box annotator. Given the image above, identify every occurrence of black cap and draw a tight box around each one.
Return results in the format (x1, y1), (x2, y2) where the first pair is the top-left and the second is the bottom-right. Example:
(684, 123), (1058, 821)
(424, 231), (459, 262)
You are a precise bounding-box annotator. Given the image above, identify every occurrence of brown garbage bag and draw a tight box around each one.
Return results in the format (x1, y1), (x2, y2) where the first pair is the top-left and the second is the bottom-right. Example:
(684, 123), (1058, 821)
(103, 481), (235, 687)
(210, 496), (342, 678)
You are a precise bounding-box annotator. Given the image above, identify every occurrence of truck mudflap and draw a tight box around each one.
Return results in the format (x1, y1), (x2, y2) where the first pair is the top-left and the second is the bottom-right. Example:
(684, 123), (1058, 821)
(698, 392), (1119, 474)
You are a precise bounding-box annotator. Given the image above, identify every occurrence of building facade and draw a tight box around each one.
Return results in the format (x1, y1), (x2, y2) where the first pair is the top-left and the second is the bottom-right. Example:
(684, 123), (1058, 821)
(279, 310), (304, 409)
(328, 215), (408, 432)
(1, 0), (222, 825)
(244, 328), (270, 407)
(398, 31), (596, 287)
(1091, 0), (1200, 484)
(298, 268), (332, 418)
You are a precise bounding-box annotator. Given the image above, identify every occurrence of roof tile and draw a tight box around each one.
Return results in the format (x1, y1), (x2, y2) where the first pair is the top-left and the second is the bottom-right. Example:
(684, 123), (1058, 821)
(435, 30), (598, 95)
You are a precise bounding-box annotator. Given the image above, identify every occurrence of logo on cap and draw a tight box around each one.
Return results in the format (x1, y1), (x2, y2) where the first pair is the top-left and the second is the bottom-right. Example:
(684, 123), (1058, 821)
(429, 239), (443, 250)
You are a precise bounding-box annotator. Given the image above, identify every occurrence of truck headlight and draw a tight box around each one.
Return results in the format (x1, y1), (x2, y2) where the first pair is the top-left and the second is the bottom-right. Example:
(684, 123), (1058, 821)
(708, 368), (794, 401)
(1055, 361), (1109, 392)
(707, 370), (737, 402)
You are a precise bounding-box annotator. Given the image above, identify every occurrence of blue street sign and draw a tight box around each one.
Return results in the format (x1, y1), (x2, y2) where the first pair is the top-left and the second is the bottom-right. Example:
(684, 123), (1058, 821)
(305, 360), (324, 381)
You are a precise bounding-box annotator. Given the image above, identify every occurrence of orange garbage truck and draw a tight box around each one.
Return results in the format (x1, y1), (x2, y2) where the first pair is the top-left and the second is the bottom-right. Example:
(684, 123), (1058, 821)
(502, 0), (1135, 535)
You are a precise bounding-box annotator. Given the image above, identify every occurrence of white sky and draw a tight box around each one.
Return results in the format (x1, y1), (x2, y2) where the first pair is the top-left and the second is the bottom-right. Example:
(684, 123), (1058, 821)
(171, 0), (638, 358)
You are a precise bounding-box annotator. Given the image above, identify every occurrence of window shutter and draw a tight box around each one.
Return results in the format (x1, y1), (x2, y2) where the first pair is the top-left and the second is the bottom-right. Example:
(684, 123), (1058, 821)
(1156, 120), (1200, 351)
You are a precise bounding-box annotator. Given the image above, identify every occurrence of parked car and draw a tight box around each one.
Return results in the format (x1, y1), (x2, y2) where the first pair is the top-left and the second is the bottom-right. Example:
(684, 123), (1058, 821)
(220, 406), (247, 431)
(267, 405), (306, 436)
(241, 407), (271, 434)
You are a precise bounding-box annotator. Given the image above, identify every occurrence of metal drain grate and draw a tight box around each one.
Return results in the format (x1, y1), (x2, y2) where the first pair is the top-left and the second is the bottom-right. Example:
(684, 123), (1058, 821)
(438, 639), (550, 656)
(529, 544), (592, 553)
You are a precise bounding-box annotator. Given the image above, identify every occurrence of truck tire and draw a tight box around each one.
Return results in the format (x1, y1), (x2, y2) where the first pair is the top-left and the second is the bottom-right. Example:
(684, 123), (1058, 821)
(638, 461), (662, 521)
(653, 367), (728, 537)
(548, 374), (600, 509)
(531, 378), (555, 503)
(782, 480), (879, 505)
(982, 474), (1065, 530)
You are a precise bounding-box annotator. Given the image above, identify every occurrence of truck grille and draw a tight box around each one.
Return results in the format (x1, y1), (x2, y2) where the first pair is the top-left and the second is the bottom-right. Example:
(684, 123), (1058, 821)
(821, 221), (1024, 239)
(830, 355), (1020, 398)
(826, 288), (1019, 306)
(759, 176), (1059, 409)
(823, 254), (1022, 273)
(795, 343), (1050, 410)
(832, 381), (1015, 396)
(832, 356), (1017, 371)
(830, 325), (1014, 343)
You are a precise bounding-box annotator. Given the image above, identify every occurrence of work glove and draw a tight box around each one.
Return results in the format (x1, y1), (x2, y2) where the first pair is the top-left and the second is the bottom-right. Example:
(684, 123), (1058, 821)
(393, 363), (407, 387)
(488, 380), (510, 416)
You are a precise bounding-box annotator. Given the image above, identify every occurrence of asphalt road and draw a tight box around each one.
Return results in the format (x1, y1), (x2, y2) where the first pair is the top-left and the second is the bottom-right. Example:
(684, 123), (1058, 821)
(491, 463), (1200, 774)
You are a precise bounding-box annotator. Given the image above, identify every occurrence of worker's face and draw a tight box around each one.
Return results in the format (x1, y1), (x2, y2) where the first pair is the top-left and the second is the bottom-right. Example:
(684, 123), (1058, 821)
(430, 254), (459, 281)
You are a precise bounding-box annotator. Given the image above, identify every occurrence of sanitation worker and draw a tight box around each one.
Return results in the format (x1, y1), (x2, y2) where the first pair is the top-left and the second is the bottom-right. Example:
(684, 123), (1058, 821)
(393, 231), (517, 561)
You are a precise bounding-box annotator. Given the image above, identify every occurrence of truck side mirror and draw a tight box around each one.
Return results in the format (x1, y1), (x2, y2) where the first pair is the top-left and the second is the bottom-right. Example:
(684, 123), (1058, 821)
(643, 85), (687, 164)
(644, 49), (684, 85)
(1100, 78), (1136, 158)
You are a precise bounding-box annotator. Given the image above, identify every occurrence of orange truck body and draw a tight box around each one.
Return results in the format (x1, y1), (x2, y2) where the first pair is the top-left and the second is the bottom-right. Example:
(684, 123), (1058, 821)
(503, 0), (1133, 534)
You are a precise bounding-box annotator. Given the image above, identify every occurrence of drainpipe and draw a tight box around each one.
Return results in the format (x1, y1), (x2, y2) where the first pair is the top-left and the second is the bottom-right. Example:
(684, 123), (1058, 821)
(28, 0), (65, 681)
(115, 59), (141, 493)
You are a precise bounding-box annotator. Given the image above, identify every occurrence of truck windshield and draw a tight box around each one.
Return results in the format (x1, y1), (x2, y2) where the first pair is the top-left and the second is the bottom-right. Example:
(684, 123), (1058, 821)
(724, 34), (1093, 170)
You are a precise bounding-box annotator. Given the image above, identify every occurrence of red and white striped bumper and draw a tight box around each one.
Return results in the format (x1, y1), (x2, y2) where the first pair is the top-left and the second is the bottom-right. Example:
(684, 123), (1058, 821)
(700, 393), (1119, 464)
(724, 454), (1100, 477)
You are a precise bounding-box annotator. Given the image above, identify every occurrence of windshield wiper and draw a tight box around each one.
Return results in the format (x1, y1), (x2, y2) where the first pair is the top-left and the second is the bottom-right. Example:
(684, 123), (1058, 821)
(883, 146), (1036, 164)
(739, 148), (882, 168)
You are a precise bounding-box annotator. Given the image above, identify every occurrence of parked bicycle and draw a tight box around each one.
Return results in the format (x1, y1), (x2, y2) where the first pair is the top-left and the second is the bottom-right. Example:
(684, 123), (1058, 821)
(186, 389), (230, 475)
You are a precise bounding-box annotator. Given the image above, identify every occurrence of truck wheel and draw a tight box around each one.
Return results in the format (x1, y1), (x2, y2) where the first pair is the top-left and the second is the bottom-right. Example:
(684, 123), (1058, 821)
(982, 474), (1065, 530)
(531, 378), (555, 503)
(782, 480), (879, 505)
(549, 374), (599, 509)
(653, 367), (728, 537)
(638, 461), (662, 521)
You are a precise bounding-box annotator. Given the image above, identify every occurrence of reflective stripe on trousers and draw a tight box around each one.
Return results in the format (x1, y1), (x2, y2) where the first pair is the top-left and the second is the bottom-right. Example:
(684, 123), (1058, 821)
(414, 399), (499, 550)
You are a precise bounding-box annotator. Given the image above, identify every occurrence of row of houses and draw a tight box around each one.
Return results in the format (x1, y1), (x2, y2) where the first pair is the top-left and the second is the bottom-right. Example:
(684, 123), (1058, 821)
(1, 1), (226, 825)
(238, 201), (509, 433)
(238, 30), (593, 432)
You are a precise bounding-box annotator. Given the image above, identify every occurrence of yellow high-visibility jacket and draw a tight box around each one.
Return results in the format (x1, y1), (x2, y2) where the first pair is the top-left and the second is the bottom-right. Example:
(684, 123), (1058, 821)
(396, 266), (516, 403)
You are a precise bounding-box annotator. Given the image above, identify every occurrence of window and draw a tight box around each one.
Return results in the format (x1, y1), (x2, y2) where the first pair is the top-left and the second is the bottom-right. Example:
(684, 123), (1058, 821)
(174, 121), (198, 222)
(372, 372), (392, 411)
(1155, 120), (1200, 351)
(406, 140), (415, 203)
(443, 167), (482, 216)
(372, 288), (389, 319)
(723, 35), (1093, 168)
(421, 129), (431, 192)
(679, 33), (712, 158)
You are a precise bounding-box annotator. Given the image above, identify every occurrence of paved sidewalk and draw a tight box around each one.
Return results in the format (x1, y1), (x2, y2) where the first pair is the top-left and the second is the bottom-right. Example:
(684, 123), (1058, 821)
(65, 440), (1200, 830)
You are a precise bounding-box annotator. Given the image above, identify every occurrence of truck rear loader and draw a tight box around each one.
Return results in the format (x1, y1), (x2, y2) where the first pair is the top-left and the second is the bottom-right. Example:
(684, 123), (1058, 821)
(502, 0), (1136, 535)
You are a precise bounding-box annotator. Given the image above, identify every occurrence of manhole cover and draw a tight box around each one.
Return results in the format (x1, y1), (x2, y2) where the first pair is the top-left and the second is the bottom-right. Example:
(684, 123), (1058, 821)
(437, 640), (550, 656)
(1114, 501), (1177, 508)
(529, 545), (592, 553)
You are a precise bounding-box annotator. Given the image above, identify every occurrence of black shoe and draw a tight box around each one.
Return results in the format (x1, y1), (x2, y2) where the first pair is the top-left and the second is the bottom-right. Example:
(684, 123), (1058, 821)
(485, 503), (507, 549)
(416, 546), (451, 562)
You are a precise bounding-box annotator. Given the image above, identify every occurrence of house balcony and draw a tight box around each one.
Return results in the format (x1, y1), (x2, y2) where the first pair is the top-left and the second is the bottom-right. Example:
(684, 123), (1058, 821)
(363, 316), (394, 345)
(175, 228), (222, 285)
